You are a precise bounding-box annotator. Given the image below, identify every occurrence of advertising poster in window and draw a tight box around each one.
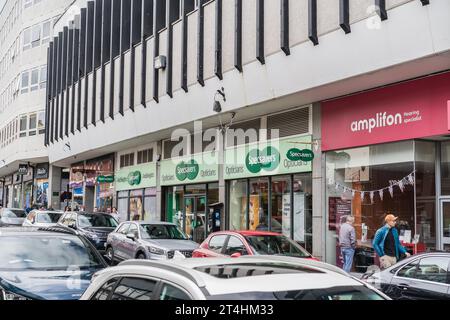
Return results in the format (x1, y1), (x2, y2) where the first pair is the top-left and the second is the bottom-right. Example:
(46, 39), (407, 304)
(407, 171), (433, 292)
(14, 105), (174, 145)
(282, 194), (291, 238)
(294, 193), (305, 243)
(249, 195), (260, 231)
(328, 197), (352, 231)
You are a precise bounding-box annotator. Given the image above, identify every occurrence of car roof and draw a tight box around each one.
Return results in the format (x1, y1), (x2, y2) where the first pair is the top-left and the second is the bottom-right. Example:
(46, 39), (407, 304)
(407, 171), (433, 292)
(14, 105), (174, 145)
(0, 226), (79, 237)
(1, 208), (26, 211)
(114, 256), (363, 296)
(383, 251), (450, 272)
(121, 221), (176, 226)
(218, 230), (282, 237)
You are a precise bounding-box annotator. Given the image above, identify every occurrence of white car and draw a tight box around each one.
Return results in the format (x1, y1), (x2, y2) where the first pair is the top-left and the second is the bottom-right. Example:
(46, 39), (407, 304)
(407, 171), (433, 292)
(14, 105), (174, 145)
(22, 210), (64, 227)
(81, 256), (390, 300)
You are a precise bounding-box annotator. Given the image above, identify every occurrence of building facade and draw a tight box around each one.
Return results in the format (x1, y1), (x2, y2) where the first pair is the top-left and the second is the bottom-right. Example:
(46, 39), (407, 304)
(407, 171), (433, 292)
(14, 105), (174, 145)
(41, 0), (450, 263)
(0, 0), (73, 209)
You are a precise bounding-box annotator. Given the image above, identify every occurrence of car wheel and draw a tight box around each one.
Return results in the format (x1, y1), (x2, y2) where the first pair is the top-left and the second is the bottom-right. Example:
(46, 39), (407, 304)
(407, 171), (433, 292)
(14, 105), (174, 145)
(137, 253), (146, 260)
(106, 247), (115, 265)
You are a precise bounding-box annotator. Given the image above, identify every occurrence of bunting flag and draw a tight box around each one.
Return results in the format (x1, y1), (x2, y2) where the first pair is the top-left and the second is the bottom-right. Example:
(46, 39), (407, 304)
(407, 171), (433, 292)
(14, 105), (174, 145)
(333, 171), (416, 204)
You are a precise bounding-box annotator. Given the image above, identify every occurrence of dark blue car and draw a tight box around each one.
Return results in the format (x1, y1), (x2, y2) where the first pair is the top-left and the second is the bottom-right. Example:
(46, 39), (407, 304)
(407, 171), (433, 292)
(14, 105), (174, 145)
(0, 227), (107, 300)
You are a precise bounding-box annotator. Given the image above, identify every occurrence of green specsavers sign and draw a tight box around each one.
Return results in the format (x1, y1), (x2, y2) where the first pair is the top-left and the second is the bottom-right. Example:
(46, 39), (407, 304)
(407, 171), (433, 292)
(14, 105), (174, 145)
(115, 163), (157, 191)
(160, 153), (219, 186)
(224, 135), (313, 180)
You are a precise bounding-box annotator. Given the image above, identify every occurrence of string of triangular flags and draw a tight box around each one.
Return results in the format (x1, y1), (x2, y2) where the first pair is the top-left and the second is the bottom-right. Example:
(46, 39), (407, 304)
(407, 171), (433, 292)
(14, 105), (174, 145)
(334, 171), (416, 204)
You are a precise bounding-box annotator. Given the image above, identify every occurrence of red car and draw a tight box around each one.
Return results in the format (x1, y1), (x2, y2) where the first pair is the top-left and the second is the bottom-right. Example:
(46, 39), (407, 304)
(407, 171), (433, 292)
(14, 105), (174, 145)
(193, 230), (318, 260)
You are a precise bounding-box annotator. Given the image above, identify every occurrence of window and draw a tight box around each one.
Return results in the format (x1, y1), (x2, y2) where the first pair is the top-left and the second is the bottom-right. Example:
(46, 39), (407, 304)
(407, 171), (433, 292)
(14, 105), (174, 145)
(128, 223), (139, 238)
(37, 112), (45, 134)
(137, 149), (153, 164)
(23, 28), (31, 50)
(223, 236), (248, 256)
(117, 223), (130, 235)
(31, 25), (41, 48)
(28, 114), (37, 136)
(30, 69), (39, 91)
(415, 257), (450, 284)
(397, 261), (419, 279)
(159, 284), (191, 301)
(21, 71), (29, 93)
(40, 66), (47, 89)
(120, 153), (135, 168)
(42, 21), (51, 44)
(19, 116), (27, 137)
(208, 235), (228, 254)
(92, 278), (119, 300)
(111, 278), (157, 300)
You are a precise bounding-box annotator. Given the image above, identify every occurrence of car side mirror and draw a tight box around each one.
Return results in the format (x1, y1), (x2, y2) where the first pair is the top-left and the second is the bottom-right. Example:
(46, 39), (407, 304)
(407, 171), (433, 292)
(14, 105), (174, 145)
(231, 253), (242, 258)
(68, 223), (77, 230)
(126, 233), (136, 241)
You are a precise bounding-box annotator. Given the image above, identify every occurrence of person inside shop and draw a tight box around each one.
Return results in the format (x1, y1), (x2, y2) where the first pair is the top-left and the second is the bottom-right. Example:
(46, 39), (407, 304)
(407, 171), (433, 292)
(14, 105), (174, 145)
(110, 207), (120, 223)
(373, 214), (410, 270)
(339, 215), (356, 273)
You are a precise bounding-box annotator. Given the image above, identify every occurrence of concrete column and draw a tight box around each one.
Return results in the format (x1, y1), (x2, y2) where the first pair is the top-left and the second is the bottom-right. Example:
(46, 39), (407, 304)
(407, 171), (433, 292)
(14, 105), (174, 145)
(48, 165), (62, 210)
(156, 140), (163, 219)
(312, 103), (326, 261)
(218, 129), (226, 229)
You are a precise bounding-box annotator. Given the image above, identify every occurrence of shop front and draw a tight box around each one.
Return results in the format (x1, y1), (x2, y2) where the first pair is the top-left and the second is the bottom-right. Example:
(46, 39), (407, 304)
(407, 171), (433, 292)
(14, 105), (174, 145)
(161, 152), (219, 243)
(224, 134), (314, 252)
(322, 71), (450, 272)
(115, 163), (157, 223)
(34, 163), (49, 208)
(69, 154), (115, 212)
(12, 172), (22, 208)
(3, 175), (12, 208)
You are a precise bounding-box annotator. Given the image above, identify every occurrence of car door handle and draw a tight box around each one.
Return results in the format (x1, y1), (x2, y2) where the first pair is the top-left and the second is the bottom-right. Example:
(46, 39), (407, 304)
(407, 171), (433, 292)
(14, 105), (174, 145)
(398, 284), (410, 290)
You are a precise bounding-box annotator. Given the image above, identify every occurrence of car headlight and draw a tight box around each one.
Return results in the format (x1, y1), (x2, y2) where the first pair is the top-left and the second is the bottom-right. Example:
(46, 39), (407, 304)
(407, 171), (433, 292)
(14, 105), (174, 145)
(0, 287), (30, 301)
(148, 246), (165, 255)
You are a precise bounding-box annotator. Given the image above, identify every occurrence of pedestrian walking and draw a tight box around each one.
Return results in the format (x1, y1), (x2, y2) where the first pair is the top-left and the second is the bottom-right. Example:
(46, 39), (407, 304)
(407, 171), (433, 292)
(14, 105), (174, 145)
(111, 207), (120, 223)
(339, 215), (356, 273)
(373, 214), (410, 269)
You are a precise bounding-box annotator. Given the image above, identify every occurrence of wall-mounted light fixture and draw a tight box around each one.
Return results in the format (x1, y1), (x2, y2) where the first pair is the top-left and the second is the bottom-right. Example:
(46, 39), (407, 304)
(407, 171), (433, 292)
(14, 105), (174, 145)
(154, 55), (167, 70)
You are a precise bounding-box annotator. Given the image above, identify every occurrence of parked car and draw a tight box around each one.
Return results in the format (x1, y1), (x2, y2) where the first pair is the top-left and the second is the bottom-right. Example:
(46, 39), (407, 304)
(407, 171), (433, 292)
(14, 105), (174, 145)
(22, 210), (63, 227)
(81, 255), (389, 300)
(58, 212), (118, 254)
(0, 208), (27, 227)
(362, 252), (450, 300)
(192, 230), (317, 260)
(0, 226), (108, 300)
(105, 221), (199, 264)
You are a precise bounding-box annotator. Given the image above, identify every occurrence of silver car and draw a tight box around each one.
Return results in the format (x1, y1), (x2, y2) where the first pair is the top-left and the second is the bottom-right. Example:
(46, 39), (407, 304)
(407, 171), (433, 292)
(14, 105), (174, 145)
(22, 210), (64, 227)
(0, 208), (27, 227)
(105, 221), (199, 263)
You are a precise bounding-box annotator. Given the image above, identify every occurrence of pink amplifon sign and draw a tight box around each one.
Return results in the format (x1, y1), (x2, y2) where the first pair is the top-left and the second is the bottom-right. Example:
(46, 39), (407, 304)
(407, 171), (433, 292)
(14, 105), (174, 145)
(322, 72), (450, 151)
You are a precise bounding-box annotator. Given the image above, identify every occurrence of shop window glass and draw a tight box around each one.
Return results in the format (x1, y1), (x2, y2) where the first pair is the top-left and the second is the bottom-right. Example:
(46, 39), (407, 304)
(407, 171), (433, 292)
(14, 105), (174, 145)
(144, 196), (157, 222)
(326, 141), (416, 273)
(229, 180), (248, 230)
(415, 141), (436, 252)
(271, 176), (292, 235)
(130, 194), (143, 221)
(293, 174), (313, 253)
(165, 186), (184, 231)
(441, 142), (450, 196)
(117, 197), (129, 222)
(249, 178), (269, 231)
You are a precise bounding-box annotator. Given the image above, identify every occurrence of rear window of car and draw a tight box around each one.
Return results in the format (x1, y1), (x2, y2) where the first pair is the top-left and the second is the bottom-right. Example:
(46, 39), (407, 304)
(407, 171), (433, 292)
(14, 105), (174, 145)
(207, 286), (385, 300)
(194, 262), (323, 279)
(3, 209), (27, 218)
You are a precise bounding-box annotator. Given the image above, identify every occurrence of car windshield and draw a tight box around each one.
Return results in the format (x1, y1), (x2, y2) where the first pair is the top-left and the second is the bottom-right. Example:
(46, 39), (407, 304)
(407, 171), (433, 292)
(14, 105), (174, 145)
(3, 209), (27, 218)
(37, 212), (62, 223)
(140, 224), (187, 240)
(78, 214), (118, 228)
(0, 235), (105, 271)
(208, 286), (385, 300)
(245, 235), (310, 257)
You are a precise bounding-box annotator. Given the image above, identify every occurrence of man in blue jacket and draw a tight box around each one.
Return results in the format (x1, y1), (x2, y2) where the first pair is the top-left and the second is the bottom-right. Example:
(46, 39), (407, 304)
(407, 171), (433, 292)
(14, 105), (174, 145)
(373, 214), (410, 269)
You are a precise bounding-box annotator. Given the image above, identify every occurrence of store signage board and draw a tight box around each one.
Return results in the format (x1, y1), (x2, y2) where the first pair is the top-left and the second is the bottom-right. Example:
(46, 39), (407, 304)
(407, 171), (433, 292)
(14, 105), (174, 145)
(322, 72), (450, 151)
(115, 163), (157, 191)
(97, 176), (115, 183)
(224, 135), (313, 180)
(160, 152), (219, 186)
(18, 164), (28, 175)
